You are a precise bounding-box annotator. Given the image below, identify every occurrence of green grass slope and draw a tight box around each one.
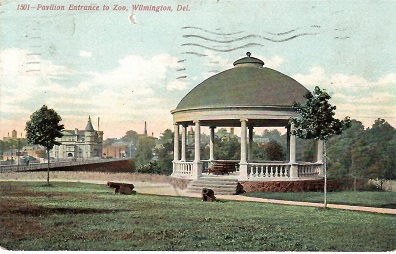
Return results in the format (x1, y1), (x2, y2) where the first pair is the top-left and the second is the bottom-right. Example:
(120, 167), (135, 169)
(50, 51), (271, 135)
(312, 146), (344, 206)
(1, 181), (395, 251)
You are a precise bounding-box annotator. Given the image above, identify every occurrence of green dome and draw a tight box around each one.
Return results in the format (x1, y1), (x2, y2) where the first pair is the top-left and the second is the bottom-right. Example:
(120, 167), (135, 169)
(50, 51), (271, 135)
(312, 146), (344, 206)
(176, 54), (308, 110)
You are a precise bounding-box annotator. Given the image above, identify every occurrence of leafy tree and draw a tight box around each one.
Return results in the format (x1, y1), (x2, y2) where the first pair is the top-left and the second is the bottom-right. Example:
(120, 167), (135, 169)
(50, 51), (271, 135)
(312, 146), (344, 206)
(356, 119), (396, 180)
(154, 129), (174, 174)
(121, 130), (138, 144)
(263, 141), (285, 161)
(134, 136), (156, 167)
(296, 138), (316, 162)
(291, 86), (350, 207)
(214, 136), (240, 160)
(261, 129), (284, 144)
(327, 119), (364, 178)
(25, 105), (64, 185)
(103, 138), (116, 147)
(159, 129), (173, 144)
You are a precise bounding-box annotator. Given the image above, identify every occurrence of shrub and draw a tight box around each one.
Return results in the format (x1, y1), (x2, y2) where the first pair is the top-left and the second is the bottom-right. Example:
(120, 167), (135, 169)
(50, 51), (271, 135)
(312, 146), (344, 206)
(136, 161), (162, 174)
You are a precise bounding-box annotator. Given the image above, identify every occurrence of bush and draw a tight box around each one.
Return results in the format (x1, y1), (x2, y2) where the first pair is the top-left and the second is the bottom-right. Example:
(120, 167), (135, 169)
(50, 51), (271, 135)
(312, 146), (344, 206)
(136, 161), (162, 174)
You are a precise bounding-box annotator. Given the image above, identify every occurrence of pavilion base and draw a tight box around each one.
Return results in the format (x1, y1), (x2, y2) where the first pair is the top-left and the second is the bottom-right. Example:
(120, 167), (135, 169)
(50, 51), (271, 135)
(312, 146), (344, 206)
(240, 179), (332, 192)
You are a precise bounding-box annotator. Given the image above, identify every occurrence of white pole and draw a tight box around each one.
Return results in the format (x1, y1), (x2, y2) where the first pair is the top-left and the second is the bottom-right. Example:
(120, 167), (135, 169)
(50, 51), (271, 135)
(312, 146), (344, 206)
(324, 140), (327, 208)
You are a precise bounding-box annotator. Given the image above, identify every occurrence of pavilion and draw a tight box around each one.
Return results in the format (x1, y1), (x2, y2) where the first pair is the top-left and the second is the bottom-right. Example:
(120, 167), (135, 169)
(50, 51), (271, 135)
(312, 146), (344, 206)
(171, 53), (324, 181)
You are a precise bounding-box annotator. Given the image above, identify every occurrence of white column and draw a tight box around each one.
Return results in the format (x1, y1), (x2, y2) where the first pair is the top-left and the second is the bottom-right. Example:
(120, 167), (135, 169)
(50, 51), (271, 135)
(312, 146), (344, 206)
(289, 123), (298, 179)
(172, 124), (179, 176)
(193, 121), (202, 179)
(289, 123), (296, 163)
(240, 120), (247, 163)
(248, 126), (254, 161)
(194, 121), (201, 162)
(209, 126), (215, 161)
(181, 124), (187, 161)
(286, 125), (291, 161)
(239, 119), (248, 181)
(173, 124), (179, 161)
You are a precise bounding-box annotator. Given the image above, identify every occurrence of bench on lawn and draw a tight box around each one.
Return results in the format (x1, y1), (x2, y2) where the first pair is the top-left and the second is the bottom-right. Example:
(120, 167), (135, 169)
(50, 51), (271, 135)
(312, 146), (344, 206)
(208, 162), (238, 175)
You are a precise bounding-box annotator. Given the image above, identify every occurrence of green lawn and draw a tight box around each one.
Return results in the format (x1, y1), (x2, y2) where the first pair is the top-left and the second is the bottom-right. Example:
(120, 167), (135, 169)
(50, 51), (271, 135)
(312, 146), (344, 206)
(1, 181), (395, 251)
(244, 191), (396, 208)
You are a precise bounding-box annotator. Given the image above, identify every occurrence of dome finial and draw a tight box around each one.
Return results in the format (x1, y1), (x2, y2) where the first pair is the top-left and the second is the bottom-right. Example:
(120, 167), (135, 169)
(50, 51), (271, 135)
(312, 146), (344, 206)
(246, 52), (251, 57)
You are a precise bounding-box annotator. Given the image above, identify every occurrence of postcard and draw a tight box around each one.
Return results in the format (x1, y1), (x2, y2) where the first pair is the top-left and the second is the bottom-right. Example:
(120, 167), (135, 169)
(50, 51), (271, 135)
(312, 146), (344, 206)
(0, 0), (395, 251)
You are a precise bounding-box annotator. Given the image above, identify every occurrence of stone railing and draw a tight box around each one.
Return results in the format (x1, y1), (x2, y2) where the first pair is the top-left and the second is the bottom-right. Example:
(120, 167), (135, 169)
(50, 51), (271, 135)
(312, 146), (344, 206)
(0, 158), (126, 173)
(247, 162), (291, 180)
(297, 163), (323, 177)
(172, 161), (194, 177)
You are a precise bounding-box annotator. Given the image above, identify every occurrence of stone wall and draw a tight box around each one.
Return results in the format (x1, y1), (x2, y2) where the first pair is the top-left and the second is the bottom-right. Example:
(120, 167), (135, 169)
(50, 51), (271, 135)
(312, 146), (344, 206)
(28, 159), (135, 173)
(240, 178), (371, 192)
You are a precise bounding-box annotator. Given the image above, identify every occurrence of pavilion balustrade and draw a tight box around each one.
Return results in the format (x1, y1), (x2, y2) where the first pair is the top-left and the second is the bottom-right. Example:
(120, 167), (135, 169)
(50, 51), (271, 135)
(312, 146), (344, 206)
(297, 162), (323, 177)
(173, 160), (323, 180)
(247, 162), (290, 179)
(173, 161), (194, 177)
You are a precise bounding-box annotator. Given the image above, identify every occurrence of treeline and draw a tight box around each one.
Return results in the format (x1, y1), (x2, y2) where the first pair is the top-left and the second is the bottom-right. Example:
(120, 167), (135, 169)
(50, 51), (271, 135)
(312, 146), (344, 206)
(327, 118), (395, 180)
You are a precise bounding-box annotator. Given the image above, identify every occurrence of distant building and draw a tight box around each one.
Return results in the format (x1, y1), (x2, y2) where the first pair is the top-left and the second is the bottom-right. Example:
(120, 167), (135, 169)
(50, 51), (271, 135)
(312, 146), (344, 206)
(102, 141), (130, 159)
(2, 129), (26, 142)
(51, 116), (104, 159)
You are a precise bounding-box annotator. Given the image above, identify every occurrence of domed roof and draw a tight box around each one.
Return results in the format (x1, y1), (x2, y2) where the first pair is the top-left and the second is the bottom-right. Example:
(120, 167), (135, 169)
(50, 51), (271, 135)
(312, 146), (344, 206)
(176, 53), (309, 110)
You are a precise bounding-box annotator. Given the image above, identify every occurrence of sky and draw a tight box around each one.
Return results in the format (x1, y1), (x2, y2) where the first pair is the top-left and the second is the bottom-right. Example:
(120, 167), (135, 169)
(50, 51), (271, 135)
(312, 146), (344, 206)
(1, 0), (395, 139)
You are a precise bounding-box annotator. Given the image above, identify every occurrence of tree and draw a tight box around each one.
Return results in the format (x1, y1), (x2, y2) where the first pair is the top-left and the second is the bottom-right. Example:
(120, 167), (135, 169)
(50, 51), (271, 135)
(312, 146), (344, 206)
(214, 136), (240, 160)
(327, 119), (364, 178)
(154, 129), (174, 174)
(25, 105), (64, 185)
(121, 130), (139, 144)
(291, 86), (350, 207)
(264, 141), (285, 161)
(134, 136), (156, 167)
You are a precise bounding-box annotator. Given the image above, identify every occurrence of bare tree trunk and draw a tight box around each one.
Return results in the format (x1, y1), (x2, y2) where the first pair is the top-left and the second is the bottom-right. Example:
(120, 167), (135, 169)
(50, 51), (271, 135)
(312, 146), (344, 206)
(47, 148), (50, 185)
(323, 140), (327, 208)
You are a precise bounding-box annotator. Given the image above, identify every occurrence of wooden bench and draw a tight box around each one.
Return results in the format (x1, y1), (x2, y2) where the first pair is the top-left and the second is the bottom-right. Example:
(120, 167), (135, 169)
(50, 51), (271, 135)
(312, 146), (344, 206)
(208, 162), (238, 175)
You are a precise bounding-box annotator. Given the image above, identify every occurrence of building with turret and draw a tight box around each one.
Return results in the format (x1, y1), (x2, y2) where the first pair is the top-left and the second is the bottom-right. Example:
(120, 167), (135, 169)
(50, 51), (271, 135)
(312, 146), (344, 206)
(51, 116), (104, 159)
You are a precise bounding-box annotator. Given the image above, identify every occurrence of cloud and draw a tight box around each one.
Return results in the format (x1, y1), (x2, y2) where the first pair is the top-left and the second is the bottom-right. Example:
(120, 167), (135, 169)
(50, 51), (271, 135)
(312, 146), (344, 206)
(79, 50), (92, 58)
(166, 79), (189, 91)
(92, 53), (180, 94)
(0, 48), (77, 111)
(292, 67), (396, 127)
(255, 54), (285, 69)
(1, 50), (186, 138)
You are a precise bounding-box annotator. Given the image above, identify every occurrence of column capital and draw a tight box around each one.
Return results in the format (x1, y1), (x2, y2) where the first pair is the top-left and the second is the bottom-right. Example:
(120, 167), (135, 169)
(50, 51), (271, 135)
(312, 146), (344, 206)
(240, 118), (249, 123)
(193, 120), (200, 124)
(290, 122), (295, 131)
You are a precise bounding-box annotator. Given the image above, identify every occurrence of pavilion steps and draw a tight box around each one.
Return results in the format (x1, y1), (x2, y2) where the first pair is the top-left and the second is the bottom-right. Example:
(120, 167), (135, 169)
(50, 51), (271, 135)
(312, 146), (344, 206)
(185, 178), (238, 195)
